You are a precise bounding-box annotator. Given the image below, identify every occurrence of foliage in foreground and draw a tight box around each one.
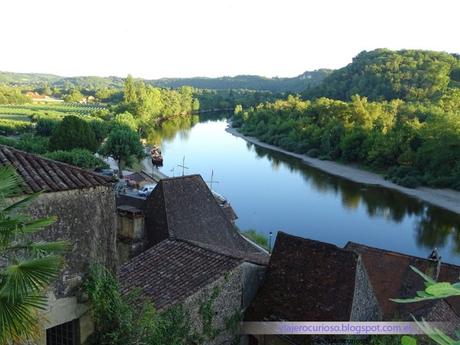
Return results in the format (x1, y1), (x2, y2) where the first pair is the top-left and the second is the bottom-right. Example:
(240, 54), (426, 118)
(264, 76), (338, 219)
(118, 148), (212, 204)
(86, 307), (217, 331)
(0, 166), (68, 344)
(392, 265), (460, 345)
(45, 149), (109, 169)
(83, 265), (192, 345)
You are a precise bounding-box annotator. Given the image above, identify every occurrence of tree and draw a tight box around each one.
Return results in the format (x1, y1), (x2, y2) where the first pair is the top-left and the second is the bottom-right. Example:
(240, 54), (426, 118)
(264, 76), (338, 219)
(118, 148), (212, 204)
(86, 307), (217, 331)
(49, 115), (98, 152)
(0, 166), (68, 344)
(99, 128), (144, 177)
(64, 89), (84, 103)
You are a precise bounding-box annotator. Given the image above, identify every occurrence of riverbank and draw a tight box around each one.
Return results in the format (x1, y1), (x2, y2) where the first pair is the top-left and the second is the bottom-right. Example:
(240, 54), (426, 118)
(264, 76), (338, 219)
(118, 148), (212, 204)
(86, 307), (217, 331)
(226, 125), (460, 215)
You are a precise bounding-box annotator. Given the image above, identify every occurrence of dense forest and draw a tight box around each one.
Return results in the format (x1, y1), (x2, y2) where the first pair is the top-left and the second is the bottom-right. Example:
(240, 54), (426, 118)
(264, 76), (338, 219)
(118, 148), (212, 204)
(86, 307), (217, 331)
(304, 49), (460, 101)
(234, 49), (460, 190)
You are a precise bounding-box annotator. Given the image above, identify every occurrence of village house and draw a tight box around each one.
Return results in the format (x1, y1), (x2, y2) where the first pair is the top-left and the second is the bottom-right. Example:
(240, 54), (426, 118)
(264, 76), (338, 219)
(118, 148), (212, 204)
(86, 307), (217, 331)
(117, 174), (269, 344)
(25, 91), (63, 104)
(345, 242), (460, 333)
(116, 174), (248, 262)
(0, 145), (117, 345)
(119, 239), (267, 345)
(244, 232), (380, 345)
(245, 232), (460, 345)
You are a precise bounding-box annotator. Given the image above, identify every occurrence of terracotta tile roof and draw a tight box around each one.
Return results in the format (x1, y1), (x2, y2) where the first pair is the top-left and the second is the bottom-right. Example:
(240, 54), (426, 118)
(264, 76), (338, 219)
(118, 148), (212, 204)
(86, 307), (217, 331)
(118, 239), (242, 309)
(245, 232), (358, 321)
(0, 145), (111, 193)
(144, 175), (263, 255)
(345, 242), (460, 320)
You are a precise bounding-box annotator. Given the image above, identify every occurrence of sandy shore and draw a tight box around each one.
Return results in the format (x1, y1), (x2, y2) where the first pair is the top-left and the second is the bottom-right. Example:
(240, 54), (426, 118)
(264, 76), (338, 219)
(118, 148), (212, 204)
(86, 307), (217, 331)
(226, 125), (460, 215)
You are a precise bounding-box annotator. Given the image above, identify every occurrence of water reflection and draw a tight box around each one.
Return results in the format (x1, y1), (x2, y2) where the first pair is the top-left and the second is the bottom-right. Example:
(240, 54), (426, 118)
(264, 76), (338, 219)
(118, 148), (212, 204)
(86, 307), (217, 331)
(249, 142), (460, 254)
(150, 114), (460, 263)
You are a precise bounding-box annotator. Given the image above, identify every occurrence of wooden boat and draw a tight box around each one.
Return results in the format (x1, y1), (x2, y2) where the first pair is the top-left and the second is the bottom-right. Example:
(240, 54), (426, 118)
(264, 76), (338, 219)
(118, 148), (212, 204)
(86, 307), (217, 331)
(150, 146), (163, 167)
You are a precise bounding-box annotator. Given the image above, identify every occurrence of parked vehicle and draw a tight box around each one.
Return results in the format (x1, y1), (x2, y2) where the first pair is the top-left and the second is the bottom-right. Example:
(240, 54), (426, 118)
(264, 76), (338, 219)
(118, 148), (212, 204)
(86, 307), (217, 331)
(138, 184), (156, 197)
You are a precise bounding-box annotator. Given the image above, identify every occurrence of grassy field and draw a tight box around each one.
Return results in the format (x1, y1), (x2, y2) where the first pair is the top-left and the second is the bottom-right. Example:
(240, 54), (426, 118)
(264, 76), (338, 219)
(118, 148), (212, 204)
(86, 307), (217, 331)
(0, 103), (107, 134)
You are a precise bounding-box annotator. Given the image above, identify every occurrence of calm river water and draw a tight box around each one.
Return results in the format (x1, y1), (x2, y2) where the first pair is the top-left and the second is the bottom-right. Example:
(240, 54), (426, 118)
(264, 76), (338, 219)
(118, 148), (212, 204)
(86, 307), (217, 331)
(148, 114), (460, 264)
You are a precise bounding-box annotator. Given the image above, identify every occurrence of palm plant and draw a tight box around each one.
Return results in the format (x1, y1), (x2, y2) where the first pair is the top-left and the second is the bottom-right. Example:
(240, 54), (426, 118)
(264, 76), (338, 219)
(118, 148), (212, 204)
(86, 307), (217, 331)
(0, 165), (69, 344)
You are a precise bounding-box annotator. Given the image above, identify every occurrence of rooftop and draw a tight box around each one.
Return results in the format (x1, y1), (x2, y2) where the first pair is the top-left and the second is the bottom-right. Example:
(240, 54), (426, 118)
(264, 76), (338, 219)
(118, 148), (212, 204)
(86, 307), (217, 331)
(345, 242), (460, 319)
(245, 232), (358, 321)
(118, 239), (242, 309)
(0, 145), (110, 194)
(145, 174), (261, 255)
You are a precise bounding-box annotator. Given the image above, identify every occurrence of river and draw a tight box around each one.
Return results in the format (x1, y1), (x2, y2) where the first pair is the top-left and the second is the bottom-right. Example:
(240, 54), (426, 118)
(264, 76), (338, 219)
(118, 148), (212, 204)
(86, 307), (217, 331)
(146, 114), (460, 265)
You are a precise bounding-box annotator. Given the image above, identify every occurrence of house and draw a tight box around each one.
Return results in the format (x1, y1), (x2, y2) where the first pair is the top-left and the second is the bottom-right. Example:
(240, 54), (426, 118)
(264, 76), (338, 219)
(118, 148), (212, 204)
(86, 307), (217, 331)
(0, 145), (117, 345)
(244, 232), (380, 345)
(143, 174), (256, 252)
(25, 91), (63, 104)
(119, 238), (267, 345)
(345, 242), (460, 334)
(117, 174), (269, 344)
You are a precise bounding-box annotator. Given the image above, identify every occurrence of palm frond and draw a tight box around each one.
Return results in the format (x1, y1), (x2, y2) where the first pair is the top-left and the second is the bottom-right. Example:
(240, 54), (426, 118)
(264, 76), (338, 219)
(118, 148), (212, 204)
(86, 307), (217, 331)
(2, 192), (41, 214)
(7, 240), (71, 256)
(0, 256), (63, 302)
(0, 294), (43, 343)
(20, 216), (57, 234)
(0, 166), (22, 200)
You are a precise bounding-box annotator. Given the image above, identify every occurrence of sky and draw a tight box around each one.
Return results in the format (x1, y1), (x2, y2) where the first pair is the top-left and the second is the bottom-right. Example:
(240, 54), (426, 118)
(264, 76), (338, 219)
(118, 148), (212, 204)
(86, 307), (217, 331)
(1, 0), (459, 79)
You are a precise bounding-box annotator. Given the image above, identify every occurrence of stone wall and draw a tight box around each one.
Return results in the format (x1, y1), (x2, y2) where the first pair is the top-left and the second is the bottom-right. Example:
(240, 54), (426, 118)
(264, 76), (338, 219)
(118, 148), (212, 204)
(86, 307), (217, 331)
(183, 264), (244, 345)
(27, 186), (118, 298)
(350, 256), (381, 321)
(23, 186), (117, 344)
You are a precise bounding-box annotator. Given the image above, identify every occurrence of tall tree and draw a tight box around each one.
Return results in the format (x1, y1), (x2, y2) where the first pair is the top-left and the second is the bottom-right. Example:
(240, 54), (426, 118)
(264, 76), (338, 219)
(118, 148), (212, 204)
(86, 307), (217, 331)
(0, 166), (68, 344)
(49, 116), (98, 152)
(99, 127), (145, 177)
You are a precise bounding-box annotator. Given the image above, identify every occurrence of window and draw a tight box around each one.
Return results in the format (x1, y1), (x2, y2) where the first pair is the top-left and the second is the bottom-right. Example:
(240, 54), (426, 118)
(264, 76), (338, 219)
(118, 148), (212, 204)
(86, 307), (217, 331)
(46, 319), (79, 345)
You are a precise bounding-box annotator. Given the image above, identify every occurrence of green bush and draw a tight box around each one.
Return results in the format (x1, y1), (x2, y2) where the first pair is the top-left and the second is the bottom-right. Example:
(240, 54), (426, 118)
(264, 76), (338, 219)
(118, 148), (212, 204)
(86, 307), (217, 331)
(241, 229), (269, 250)
(16, 134), (49, 154)
(45, 149), (108, 169)
(307, 148), (320, 158)
(49, 115), (98, 152)
(35, 118), (60, 136)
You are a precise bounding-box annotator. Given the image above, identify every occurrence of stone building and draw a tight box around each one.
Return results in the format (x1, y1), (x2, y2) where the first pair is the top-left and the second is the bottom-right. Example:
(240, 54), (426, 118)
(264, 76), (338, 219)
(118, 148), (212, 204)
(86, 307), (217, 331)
(119, 239), (268, 345)
(117, 174), (269, 344)
(244, 232), (380, 345)
(345, 242), (460, 333)
(116, 174), (256, 263)
(0, 145), (118, 345)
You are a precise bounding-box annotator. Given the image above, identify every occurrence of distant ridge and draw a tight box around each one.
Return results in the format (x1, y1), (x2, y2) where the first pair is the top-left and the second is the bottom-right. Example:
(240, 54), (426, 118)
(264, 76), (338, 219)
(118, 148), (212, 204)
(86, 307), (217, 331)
(0, 69), (332, 92)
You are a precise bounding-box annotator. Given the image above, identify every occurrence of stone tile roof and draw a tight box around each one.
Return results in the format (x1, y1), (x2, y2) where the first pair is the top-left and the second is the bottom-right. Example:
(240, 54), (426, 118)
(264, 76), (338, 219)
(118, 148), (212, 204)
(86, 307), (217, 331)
(118, 239), (242, 309)
(144, 174), (262, 255)
(0, 145), (110, 193)
(245, 232), (358, 322)
(345, 242), (460, 320)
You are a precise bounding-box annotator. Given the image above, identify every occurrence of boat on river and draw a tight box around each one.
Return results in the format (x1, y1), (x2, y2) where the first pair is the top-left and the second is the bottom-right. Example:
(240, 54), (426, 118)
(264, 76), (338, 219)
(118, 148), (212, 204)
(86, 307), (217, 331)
(150, 146), (163, 167)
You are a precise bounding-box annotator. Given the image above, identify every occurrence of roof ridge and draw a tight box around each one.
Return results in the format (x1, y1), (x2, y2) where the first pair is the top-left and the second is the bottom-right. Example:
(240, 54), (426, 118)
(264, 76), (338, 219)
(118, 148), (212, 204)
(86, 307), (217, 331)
(345, 241), (460, 269)
(177, 238), (243, 262)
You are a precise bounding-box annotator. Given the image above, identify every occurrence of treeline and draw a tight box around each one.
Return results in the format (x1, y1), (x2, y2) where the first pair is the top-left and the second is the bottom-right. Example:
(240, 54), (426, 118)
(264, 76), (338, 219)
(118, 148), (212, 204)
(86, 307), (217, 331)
(118, 75), (199, 129)
(0, 85), (31, 104)
(0, 70), (331, 93)
(196, 89), (279, 111)
(234, 94), (460, 190)
(304, 49), (460, 101)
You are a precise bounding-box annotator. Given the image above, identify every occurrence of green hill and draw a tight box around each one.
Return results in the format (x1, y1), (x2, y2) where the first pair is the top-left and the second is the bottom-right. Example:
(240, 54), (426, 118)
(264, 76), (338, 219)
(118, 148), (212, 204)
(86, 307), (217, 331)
(304, 49), (460, 101)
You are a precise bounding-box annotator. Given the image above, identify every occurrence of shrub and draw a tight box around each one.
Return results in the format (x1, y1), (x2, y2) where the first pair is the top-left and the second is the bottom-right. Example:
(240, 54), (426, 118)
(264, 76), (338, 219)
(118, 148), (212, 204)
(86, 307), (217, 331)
(306, 148), (320, 158)
(49, 115), (98, 152)
(16, 134), (49, 154)
(241, 229), (269, 250)
(46, 149), (108, 169)
(35, 118), (60, 136)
